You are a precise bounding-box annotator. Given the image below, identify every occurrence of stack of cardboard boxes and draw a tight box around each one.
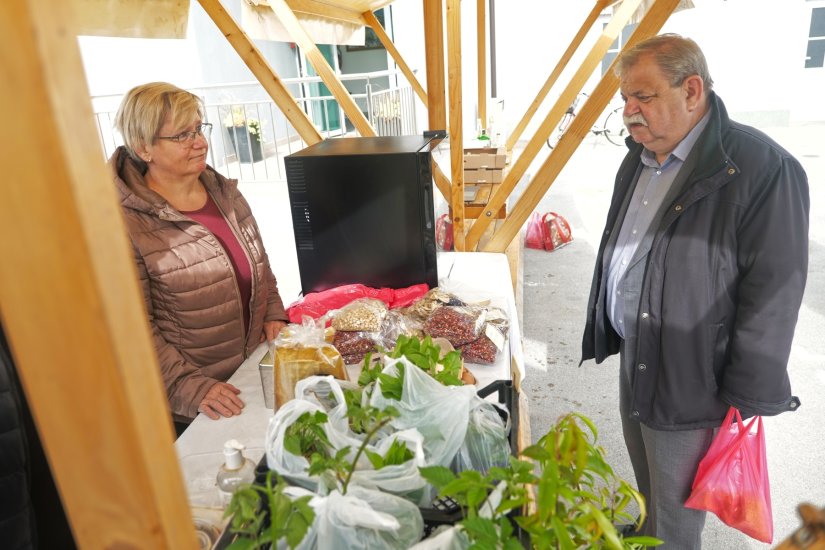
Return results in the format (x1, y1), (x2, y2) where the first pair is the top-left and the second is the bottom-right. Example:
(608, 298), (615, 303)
(463, 147), (506, 183)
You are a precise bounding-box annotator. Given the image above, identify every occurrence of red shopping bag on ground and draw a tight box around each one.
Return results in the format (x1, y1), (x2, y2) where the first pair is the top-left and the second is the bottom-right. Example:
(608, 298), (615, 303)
(525, 212), (547, 250)
(542, 212), (573, 251)
(436, 213), (454, 251)
(685, 407), (773, 543)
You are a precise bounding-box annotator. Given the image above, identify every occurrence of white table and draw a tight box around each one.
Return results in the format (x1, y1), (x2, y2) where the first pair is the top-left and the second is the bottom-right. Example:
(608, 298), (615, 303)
(175, 251), (523, 509)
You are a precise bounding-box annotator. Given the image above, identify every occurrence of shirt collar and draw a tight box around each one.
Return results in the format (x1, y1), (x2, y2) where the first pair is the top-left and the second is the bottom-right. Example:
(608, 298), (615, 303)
(640, 109), (712, 168)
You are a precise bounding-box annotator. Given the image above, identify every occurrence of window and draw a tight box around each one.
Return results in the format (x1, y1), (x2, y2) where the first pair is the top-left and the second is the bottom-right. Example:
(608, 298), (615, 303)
(602, 23), (638, 75)
(805, 7), (825, 68)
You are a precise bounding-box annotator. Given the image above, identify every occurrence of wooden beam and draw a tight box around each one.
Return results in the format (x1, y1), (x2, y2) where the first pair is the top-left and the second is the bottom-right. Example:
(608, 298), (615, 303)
(197, 0), (322, 144)
(286, 0), (364, 25)
(446, 0), (465, 251)
(477, 0), (487, 130)
(482, 0), (684, 252)
(466, 0), (643, 250)
(0, 1), (197, 548)
(505, 0), (611, 151)
(423, 0), (447, 132)
(363, 10), (428, 106)
(267, 0), (376, 137)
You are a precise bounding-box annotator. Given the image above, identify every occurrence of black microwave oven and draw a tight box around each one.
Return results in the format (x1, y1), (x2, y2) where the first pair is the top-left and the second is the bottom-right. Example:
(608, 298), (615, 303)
(284, 135), (440, 295)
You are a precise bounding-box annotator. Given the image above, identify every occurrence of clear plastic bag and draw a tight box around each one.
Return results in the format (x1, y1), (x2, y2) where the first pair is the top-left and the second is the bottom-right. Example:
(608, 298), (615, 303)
(272, 318), (348, 408)
(423, 306), (486, 347)
(369, 356), (478, 468)
(452, 400), (511, 475)
(331, 298), (389, 332)
(277, 485), (424, 550)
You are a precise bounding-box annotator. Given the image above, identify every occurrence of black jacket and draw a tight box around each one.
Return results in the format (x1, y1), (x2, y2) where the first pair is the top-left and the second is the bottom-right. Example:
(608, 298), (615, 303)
(581, 93), (809, 430)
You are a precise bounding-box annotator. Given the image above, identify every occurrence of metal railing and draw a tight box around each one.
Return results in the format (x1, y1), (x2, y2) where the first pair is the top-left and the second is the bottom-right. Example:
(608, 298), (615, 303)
(92, 70), (418, 182)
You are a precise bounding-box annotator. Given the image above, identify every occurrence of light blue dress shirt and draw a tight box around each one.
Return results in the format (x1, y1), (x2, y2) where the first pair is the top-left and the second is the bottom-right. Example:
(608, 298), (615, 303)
(606, 112), (711, 338)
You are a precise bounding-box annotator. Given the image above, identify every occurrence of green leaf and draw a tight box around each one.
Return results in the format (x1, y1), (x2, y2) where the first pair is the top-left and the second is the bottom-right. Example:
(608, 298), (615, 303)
(419, 465), (456, 490)
(624, 535), (664, 546)
(377, 363), (405, 400)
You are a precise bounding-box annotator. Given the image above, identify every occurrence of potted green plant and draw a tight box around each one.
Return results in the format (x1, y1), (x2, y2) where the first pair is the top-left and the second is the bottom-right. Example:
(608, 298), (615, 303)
(420, 412), (663, 549)
(224, 106), (263, 163)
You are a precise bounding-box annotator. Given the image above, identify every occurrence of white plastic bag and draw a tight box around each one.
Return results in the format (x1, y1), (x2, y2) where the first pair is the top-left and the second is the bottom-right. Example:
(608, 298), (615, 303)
(369, 356), (477, 468)
(278, 485), (424, 550)
(453, 399), (511, 475)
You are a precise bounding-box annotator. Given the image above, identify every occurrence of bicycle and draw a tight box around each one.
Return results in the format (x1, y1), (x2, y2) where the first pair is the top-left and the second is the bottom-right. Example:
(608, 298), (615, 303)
(546, 93), (627, 149)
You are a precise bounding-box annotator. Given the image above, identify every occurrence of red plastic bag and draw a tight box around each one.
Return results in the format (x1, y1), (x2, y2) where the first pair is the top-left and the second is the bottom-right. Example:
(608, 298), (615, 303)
(542, 212), (573, 251)
(286, 283), (429, 324)
(525, 212), (547, 250)
(436, 213), (454, 251)
(685, 407), (773, 543)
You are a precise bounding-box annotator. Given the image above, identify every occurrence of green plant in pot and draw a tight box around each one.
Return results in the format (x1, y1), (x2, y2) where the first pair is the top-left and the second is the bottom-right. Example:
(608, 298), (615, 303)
(224, 106), (263, 163)
(421, 412), (663, 549)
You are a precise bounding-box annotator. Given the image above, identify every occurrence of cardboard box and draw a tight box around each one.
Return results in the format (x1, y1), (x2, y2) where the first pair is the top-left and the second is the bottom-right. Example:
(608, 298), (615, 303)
(464, 167), (503, 184)
(463, 147), (506, 169)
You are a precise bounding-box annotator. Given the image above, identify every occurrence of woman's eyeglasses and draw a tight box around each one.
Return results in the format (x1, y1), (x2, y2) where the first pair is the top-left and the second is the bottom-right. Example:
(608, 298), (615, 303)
(156, 122), (213, 145)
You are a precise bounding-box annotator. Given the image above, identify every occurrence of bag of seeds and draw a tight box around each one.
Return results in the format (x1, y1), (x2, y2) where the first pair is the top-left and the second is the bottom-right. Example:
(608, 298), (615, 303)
(331, 298), (389, 332)
(272, 318), (348, 408)
(422, 305), (485, 347)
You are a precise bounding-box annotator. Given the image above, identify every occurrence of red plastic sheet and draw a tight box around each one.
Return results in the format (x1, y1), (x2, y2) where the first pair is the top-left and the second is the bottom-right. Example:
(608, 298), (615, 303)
(287, 283), (429, 324)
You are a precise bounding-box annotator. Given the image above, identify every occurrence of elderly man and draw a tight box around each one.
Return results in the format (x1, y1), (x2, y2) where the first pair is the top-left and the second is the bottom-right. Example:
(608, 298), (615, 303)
(581, 34), (809, 548)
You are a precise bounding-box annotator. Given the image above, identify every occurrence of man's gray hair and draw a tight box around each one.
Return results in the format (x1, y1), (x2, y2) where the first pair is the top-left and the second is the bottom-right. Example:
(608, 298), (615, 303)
(614, 33), (713, 91)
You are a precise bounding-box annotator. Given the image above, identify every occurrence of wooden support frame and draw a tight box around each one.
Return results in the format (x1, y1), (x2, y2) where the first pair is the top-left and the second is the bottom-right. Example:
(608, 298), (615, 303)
(267, 0), (377, 137)
(197, 0), (323, 144)
(477, 0), (487, 130)
(481, 0), (685, 252)
(0, 1), (198, 547)
(446, 0), (466, 251)
(505, 0), (612, 151)
(465, 0), (645, 250)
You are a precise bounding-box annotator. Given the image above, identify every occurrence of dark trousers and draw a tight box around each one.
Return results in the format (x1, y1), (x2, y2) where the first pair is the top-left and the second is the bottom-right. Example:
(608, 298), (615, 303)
(619, 340), (715, 549)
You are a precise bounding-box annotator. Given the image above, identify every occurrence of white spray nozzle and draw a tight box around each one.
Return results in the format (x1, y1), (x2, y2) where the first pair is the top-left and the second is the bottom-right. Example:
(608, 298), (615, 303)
(223, 439), (246, 470)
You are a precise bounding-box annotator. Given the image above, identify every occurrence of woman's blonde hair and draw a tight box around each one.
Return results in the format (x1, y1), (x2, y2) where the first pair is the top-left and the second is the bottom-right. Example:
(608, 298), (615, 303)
(114, 82), (204, 162)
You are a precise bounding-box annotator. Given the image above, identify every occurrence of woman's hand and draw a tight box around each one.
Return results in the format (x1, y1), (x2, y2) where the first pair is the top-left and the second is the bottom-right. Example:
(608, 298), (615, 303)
(261, 320), (287, 343)
(198, 382), (244, 420)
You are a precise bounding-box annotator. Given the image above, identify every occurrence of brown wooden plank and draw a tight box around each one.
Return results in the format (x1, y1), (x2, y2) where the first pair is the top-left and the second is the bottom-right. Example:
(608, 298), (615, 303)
(483, 0), (684, 252)
(446, 0), (466, 251)
(198, 0), (323, 145)
(267, 0), (377, 137)
(505, 0), (611, 150)
(476, 0), (487, 129)
(423, 0), (447, 131)
(1, 1), (197, 548)
(466, 0), (644, 250)
(286, 0), (365, 25)
(363, 10), (428, 105)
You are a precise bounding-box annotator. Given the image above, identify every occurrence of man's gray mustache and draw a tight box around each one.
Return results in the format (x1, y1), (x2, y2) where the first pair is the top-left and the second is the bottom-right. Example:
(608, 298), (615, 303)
(623, 114), (648, 127)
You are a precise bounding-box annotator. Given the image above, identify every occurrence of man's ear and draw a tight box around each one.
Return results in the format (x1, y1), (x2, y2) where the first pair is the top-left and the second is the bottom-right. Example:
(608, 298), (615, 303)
(684, 75), (704, 111)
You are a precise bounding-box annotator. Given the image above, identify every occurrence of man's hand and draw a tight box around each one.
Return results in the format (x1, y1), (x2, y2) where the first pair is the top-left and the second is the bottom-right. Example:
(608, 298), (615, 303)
(261, 320), (287, 343)
(198, 382), (244, 420)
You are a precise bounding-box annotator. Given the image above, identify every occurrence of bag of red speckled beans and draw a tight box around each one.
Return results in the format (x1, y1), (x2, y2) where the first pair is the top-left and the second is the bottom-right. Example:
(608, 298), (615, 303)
(422, 305), (486, 348)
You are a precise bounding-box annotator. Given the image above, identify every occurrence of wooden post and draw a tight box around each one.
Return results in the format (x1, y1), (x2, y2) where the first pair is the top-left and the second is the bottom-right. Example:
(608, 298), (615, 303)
(482, 0), (684, 252)
(446, 0), (466, 251)
(466, 0), (644, 250)
(477, 0), (487, 131)
(197, 0), (323, 145)
(423, 0), (448, 132)
(0, 1), (197, 548)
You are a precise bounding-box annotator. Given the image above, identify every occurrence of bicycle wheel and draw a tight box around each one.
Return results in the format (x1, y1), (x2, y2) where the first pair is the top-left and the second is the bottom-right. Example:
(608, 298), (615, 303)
(602, 107), (627, 146)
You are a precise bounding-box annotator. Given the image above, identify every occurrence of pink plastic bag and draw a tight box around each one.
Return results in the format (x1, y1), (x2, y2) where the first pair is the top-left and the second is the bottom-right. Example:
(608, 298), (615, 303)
(287, 283), (429, 324)
(525, 212), (548, 250)
(685, 407), (773, 543)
